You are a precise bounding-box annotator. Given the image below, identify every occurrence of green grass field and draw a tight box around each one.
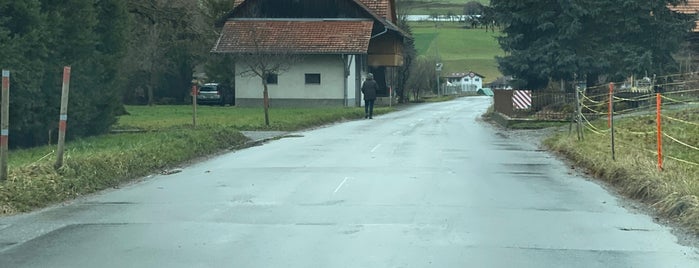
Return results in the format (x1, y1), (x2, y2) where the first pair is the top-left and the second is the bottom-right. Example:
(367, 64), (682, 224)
(410, 21), (503, 83)
(404, 0), (489, 15)
(115, 105), (390, 131)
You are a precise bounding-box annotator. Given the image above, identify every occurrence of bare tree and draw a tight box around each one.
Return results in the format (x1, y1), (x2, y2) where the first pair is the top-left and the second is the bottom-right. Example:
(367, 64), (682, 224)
(125, 0), (208, 105)
(406, 57), (437, 102)
(232, 26), (301, 126)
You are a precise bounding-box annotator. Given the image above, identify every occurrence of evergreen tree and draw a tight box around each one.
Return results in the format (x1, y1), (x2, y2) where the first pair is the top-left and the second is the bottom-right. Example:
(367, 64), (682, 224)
(0, 0), (50, 146)
(492, 0), (694, 89)
(0, 0), (129, 147)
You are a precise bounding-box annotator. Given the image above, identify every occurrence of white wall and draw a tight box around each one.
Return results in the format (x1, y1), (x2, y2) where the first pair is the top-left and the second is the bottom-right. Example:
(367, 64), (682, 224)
(236, 55), (346, 100)
(460, 76), (483, 91)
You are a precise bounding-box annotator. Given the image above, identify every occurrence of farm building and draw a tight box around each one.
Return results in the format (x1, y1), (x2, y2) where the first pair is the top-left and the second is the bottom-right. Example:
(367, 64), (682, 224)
(211, 0), (409, 107)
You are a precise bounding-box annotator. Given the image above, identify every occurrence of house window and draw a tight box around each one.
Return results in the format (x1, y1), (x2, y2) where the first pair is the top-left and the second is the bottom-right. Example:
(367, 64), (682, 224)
(475, 78), (480, 82)
(266, 73), (278, 84)
(305, 73), (321, 84)
(465, 78), (470, 82)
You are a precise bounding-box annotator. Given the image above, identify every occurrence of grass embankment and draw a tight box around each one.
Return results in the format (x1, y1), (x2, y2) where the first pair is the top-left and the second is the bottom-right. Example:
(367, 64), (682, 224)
(0, 105), (391, 215)
(410, 21), (503, 83)
(545, 107), (699, 233)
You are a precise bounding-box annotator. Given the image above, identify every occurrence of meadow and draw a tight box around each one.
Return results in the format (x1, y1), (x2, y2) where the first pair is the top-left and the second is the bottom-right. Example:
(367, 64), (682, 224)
(410, 21), (503, 83)
(405, 0), (489, 15)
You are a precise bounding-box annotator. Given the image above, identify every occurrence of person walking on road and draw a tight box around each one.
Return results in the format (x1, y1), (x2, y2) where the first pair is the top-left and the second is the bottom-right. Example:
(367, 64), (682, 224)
(361, 73), (378, 119)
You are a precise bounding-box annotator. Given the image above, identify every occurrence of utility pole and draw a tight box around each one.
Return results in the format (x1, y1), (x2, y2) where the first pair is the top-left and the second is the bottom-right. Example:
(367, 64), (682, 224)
(436, 62), (442, 97)
(435, 22), (441, 97)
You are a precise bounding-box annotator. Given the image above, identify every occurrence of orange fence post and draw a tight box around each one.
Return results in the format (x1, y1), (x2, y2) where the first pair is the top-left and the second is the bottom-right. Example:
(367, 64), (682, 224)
(656, 93), (663, 171)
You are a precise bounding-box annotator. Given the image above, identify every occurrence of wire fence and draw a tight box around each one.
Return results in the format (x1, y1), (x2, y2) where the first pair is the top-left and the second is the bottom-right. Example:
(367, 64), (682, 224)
(573, 73), (699, 170)
(491, 71), (699, 170)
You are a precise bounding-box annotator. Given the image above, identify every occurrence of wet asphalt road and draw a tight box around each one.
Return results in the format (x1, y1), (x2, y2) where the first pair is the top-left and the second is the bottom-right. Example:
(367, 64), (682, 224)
(1, 96), (698, 267)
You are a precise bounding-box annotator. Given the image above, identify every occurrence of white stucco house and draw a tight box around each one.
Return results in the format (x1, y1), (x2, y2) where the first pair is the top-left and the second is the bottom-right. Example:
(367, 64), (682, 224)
(211, 0), (409, 107)
(445, 71), (485, 92)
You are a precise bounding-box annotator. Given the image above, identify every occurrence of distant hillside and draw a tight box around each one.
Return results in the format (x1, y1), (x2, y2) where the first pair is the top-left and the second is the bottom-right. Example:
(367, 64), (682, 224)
(410, 21), (503, 83)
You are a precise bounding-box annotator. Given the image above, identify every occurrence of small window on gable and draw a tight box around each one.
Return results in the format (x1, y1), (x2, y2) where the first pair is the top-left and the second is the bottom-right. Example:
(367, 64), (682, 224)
(475, 78), (480, 82)
(465, 78), (470, 82)
(305, 73), (321, 84)
(266, 73), (278, 85)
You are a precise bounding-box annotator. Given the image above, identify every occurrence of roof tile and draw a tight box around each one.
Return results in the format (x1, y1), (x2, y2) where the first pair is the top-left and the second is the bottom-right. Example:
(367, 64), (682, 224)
(213, 19), (374, 54)
(357, 0), (392, 21)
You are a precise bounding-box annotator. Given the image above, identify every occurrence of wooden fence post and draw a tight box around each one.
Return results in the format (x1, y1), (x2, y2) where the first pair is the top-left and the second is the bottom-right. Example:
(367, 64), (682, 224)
(191, 80), (198, 128)
(1, 70), (9, 181)
(656, 93), (663, 171)
(609, 83), (615, 160)
(55, 66), (71, 169)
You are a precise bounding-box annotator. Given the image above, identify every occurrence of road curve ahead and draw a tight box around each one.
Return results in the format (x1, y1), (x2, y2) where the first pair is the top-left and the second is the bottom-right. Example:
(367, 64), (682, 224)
(1, 96), (698, 267)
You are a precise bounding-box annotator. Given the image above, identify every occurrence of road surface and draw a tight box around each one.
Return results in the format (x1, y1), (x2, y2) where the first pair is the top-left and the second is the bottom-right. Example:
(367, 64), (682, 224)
(1, 96), (698, 267)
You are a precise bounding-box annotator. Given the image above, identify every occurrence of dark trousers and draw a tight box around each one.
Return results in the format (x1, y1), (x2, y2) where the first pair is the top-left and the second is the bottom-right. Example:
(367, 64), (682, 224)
(365, 99), (375, 118)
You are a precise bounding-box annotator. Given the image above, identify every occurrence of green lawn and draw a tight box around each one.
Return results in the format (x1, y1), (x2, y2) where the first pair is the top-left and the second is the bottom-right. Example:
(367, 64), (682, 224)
(410, 21), (504, 83)
(115, 105), (390, 131)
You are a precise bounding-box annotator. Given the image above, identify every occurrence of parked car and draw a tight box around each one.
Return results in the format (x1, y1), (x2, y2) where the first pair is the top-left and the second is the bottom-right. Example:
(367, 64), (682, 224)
(196, 83), (234, 106)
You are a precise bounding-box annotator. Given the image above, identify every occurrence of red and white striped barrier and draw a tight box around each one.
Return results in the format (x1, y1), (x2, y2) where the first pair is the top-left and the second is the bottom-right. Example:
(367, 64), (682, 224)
(513, 90), (532, 110)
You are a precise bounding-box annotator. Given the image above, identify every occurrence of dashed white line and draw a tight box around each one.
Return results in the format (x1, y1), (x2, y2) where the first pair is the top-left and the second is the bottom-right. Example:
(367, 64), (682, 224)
(334, 177), (350, 194)
(371, 144), (382, 153)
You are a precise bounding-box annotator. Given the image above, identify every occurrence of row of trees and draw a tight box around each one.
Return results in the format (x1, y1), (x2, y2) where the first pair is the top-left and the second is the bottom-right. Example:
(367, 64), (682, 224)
(492, 0), (695, 90)
(0, 0), (130, 147)
(0, 0), (236, 148)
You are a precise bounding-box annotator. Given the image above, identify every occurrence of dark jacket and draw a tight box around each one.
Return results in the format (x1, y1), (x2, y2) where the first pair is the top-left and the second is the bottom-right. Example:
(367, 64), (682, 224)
(361, 79), (378, 101)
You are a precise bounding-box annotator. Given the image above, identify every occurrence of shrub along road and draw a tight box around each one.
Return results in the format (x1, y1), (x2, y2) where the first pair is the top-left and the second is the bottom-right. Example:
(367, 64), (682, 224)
(1, 97), (697, 267)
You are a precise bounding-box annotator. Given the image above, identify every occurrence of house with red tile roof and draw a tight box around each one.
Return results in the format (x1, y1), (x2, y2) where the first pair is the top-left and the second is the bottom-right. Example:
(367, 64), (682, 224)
(212, 0), (409, 107)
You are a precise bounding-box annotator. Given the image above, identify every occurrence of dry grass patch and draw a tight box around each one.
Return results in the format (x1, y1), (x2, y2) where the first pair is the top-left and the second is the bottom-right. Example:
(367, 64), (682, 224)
(545, 107), (699, 234)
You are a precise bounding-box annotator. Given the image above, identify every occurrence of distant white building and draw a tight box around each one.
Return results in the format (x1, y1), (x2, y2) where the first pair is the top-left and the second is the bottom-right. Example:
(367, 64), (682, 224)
(445, 71), (485, 92)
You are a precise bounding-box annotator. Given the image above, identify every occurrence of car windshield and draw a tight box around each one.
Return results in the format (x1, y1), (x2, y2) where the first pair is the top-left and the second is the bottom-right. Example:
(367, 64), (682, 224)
(199, 86), (217, 92)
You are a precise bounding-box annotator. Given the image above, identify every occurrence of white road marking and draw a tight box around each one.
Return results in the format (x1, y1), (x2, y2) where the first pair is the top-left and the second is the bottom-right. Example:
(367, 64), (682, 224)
(334, 177), (350, 194)
(371, 144), (382, 153)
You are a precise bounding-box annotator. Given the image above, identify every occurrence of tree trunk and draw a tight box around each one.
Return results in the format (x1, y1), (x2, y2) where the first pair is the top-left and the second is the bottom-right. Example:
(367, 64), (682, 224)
(263, 82), (270, 126)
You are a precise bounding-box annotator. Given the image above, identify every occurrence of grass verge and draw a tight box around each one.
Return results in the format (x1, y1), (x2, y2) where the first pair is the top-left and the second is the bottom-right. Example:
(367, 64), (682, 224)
(544, 107), (699, 233)
(0, 105), (394, 215)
